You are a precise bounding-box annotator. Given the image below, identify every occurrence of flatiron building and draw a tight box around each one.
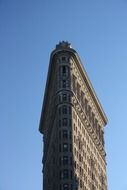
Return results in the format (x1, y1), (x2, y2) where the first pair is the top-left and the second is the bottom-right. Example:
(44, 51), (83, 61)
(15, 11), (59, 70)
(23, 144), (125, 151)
(39, 41), (108, 190)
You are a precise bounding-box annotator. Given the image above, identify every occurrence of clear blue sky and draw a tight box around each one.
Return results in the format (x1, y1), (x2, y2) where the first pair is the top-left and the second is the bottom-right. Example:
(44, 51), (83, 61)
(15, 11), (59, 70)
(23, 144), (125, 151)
(0, 0), (127, 190)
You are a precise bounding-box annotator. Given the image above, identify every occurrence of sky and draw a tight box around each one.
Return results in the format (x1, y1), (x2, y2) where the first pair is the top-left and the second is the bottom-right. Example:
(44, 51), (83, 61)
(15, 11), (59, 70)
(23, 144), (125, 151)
(0, 0), (127, 190)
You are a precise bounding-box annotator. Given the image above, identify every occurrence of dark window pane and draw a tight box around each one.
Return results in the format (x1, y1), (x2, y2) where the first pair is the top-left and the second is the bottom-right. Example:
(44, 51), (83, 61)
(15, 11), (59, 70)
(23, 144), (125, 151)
(62, 57), (66, 61)
(62, 66), (66, 74)
(62, 106), (67, 114)
(70, 170), (73, 179)
(77, 83), (81, 100)
(63, 143), (68, 152)
(63, 130), (68, 139)
(72, 74), (77, 93)
(63, 184), (69, 190)
(81, 91), (85, 108)
(63, 118), (67, 126)
(85, 98), (88, 114)
(63, 80), (66, 88)
(63, 94), (67, 101)
(63, 156), (68, 165)
(63, 169), (69, 179)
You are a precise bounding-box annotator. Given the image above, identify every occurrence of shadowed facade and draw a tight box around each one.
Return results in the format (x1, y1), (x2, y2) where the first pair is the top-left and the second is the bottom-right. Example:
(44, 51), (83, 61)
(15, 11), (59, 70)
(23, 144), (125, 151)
(39, 42), (108, 190)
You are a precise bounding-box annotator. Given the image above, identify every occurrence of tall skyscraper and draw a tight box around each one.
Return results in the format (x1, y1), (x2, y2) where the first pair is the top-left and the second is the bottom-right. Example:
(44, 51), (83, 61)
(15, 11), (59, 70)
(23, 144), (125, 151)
(39, 41), (108, 190)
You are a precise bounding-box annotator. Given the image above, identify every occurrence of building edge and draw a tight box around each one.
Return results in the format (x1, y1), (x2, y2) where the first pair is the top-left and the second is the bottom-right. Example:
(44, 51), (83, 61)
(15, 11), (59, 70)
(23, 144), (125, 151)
(39, 42), (108, 134)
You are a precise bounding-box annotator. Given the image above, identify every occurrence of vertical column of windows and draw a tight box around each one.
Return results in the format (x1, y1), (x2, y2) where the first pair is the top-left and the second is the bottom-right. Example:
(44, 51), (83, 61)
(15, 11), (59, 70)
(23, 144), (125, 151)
(59, 64), (70, 89)
(72, 73), (105, 163)
(72, 74), (103, 148)
(58, 101), (73, 190)
(58, 60), (72, 188)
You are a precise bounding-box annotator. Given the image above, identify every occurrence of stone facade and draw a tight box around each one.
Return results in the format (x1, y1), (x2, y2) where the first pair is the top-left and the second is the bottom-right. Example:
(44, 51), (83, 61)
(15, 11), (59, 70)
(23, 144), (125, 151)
(39, 41), (108, 190)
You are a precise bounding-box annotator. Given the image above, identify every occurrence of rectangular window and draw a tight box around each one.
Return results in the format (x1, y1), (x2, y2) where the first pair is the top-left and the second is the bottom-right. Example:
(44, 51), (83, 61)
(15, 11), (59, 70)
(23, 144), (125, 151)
(81, 91), (85, 108)
(72, 74), (76, 93)
(63, 156), (68, 165)
(63, 184), (69, 190)
(94, 118), (98, 130)
(79, 154), (82, 162)
(74, 161), (76, 168)
(88, 105), (92, 122)
(63, 94), (67, 101)
(91, 112), (95, 126)
(62, 105), (67, 114)
(62, 56), (66, 62)
(70, 170), (73, 179)
(63, 118), (67, 126)
(63, 143), (68, 152)
(80, 180), (83, 188)
(71, 184), (73, 190)
(63, 130), (68, 139)
(85, 98), (88, 114)
(62, 66), (69, 77)
(62, 66), (66, 74)
(77, 83), (81, 101)
(62, 80), (66, 88)
(59, 170), (62, 179)
(63, 170), (69, 179)
(97, 124), (100, 138)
